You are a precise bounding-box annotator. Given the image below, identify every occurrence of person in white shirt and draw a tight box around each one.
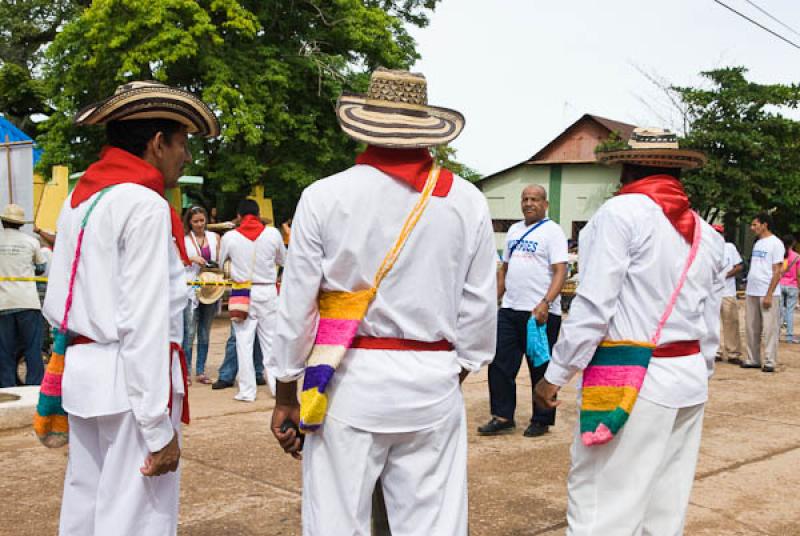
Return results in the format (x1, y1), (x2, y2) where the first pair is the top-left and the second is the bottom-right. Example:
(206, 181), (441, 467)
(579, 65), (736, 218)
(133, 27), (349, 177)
(742, 212), (784, 372)
(477, 185), (567, 438)
(0, 204), (47, 387)
(42, 81), (219, 536)
(269, 68), (496, 535)
(713, 224), (744, 364)
(219, 199), (286, 402)
(535, 128), (724, 535)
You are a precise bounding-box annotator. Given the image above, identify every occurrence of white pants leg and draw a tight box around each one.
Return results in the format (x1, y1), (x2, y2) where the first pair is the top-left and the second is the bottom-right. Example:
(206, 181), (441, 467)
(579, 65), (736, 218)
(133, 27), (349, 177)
(60, 395), (183, 536)
(302, 403), (468, 536)
(232, 316), (258, 401)
(566, 397), (705, 536)
(253, 287), (278, 397)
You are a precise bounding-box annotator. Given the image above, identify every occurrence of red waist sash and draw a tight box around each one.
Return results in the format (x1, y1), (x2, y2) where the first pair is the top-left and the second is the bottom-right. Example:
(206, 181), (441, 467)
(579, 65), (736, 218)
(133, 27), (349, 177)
(68, 335), (189, 424)
(652, 340), (701, 358)
(351, 337), (454, 352)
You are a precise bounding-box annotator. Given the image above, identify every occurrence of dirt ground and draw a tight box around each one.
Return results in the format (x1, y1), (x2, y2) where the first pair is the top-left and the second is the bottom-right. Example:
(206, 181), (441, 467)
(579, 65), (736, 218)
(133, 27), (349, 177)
(2, 311), (800, 536)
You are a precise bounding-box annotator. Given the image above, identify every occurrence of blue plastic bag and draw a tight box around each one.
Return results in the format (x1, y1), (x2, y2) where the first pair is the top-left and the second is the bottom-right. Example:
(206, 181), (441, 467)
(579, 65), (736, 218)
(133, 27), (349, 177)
(526, 317), (550, 367)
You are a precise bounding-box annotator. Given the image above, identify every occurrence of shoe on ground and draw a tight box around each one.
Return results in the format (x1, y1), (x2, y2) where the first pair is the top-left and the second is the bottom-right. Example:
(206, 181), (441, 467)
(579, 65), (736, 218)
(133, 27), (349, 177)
(714, 356), (722, 362)
(233, 393), (255, 402)
(728, 357), (743, 365)
(477, 417), (515, 436)
(196, 374), (213, 385)
(740, 362), (761, 369)
(762, 365), (775, 373)
(212, 379), (234, 390)
(523, 422), (549, 438)
(256, 376), (267, 386)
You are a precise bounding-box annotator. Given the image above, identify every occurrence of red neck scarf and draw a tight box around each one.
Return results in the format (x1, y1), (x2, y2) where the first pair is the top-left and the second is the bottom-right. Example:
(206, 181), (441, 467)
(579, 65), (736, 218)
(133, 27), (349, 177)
(72, 147), (190, 265)
(618, 174), (695, 243)
(237, 214), (265, 241)
(355, 145), (454, 197)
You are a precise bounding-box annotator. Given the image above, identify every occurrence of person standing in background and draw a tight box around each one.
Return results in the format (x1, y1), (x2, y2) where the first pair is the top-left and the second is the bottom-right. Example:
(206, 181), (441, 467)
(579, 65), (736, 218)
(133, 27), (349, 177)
(779, 234), (799, 344)
(713, 224), (744, 364)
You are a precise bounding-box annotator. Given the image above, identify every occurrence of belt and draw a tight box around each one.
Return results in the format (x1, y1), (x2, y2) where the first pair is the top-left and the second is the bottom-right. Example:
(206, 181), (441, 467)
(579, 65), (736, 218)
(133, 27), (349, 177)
(350, 337), (454, 352)
(652, 340), (701, 358)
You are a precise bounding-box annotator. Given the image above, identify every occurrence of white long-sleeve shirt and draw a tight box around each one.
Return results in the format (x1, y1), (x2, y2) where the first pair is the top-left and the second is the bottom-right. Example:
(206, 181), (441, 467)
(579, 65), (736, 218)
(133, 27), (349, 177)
(219, 225), (286, 285)
(43, 184), (185, 452)
(546, 194), (725, 408)
(272, 164), (497, 432)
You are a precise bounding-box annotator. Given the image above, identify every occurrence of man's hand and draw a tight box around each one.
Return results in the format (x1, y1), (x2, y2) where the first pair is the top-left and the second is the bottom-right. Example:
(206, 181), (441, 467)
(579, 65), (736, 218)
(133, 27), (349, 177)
(140, 432), (180, 477)
(534, 379), (561, 410)
(532, 301), (549, 325)
(459, 368), (469, 384)
(763, 295), (773, 309)
(271, 380), (303, 460)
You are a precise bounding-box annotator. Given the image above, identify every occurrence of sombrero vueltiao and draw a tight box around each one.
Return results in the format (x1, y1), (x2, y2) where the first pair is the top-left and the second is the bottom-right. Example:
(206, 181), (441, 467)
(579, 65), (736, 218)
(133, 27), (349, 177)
(196, 270), (226, 305)
(74, 81), (220, 138)
(596, 128), (706, 169)
(336, 68), (464, 148)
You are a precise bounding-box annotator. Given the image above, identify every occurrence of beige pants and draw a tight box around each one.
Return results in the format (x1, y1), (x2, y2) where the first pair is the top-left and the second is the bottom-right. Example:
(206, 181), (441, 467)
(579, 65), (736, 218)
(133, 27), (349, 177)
(719, 296), (743, 359)
(745, 295), (780, 367)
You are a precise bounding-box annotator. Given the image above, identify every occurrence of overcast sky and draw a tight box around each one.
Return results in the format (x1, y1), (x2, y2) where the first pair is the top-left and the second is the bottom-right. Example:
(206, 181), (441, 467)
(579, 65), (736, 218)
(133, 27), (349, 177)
(408, 0), (800, 176)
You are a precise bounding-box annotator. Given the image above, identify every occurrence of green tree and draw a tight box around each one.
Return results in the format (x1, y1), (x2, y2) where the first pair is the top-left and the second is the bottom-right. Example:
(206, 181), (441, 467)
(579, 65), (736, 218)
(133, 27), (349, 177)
(34, 0), (452, 222)
(673, 67), (800, 235)
(432, 144), (481, 182)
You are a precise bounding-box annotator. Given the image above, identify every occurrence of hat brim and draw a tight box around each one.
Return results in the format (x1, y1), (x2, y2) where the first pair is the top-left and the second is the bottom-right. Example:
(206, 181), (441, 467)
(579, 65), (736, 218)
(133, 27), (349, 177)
(0, 216), (31, 225)
(75, 85), (220, 138)
(197, 272), (226, 304)
(336, 93), (464, 148)
(597, 149), (706, 170)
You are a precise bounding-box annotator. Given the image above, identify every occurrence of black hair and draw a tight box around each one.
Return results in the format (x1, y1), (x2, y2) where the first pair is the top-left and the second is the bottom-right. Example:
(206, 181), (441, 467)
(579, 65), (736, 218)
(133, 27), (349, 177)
(753, 212), (773, 230)
(782, 233), (796, 252)
(2, 221), (23, 230)
(620, 163), (681, 184)
(105, 118), (184, 158)
(237, 199), (260, 218)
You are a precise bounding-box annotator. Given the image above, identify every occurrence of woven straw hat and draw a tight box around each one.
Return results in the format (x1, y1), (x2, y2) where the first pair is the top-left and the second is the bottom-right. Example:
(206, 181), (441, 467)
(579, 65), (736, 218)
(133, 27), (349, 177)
(75, 81), (220, 137)
(0, 204), (30, 225)
(596, 128), (706, 169)
(336, 68), (464, 148)
(196, 270), (226, 305)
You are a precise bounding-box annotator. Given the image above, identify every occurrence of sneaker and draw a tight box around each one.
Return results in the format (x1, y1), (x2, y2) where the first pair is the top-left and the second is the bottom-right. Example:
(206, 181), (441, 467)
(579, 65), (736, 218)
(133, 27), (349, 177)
(714, 356), (723, 362)
(762, 365), (775, 373)
(728, 357), (743, 365)
(256, 376), (267, 386)
(523, 422), (549, 437)
(477, 417), (515, 436)
(212, 379), (234, 390)
(740, 362), (761, 369)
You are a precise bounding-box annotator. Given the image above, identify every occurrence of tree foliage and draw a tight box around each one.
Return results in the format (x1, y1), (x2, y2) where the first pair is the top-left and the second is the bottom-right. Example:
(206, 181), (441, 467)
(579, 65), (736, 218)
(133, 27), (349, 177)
(30, 0), (453, 221)
(674, 67), (800, 235)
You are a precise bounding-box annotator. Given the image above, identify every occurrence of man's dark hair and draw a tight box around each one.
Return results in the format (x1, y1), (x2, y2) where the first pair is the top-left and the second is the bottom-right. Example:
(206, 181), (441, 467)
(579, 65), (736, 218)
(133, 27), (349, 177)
(106, 119), (184, 158)
(237, 199), (260, 218)
(2, 221), (23, 230)
(620, 163), (681, 184)
(754, 212), (773, 229)
(782, 234), (795, 250)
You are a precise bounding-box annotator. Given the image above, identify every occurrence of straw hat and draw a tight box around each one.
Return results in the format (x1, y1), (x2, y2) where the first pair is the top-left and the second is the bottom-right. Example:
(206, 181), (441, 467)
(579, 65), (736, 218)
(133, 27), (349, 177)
(75, 81), (220, 137)
(196, 270), (226, 305)
(336, 68), (464, 148)
(596, 128), (706, 169)
(0, 204), (30, 225)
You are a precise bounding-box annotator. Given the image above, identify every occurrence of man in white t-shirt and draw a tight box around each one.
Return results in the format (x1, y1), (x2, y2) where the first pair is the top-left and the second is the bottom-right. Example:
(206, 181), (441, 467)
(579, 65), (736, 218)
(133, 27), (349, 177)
(0, 204), (47, 387)
(478, 185), (567, 438)
(713, 224), (744, 364)
(743, 212), (784, 372)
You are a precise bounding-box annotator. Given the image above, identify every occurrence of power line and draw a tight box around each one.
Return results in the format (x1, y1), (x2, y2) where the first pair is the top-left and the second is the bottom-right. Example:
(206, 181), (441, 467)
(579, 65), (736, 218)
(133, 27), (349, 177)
(711, 0), (800, 50)
(742, 0), (800, 38)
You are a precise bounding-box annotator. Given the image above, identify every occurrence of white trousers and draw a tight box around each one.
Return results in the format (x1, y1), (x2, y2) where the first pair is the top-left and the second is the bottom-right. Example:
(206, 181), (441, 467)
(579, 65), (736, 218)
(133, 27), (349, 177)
(59, 395), (183, 536)
(232, 286), (278, 401)
(567, 397), (705, 536)
(302, 404), (468, 536)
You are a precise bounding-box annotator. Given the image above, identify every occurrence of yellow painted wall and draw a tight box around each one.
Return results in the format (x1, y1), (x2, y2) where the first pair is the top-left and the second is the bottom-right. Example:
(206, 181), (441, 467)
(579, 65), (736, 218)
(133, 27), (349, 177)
(33, 165), (69, 232)
(249, 185), (275, 226)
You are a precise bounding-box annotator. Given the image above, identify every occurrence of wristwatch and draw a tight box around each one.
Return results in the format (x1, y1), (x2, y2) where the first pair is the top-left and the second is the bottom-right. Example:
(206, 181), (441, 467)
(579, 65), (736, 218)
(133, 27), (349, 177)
(541, 297), (552, 306)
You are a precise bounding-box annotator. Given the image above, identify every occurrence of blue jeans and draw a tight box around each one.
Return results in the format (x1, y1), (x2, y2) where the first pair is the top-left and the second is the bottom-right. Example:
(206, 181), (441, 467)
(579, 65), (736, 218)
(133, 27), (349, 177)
(0, 309), (44, 387)
(217, 323), (264, 382)
(182, 301), (216, 375)
(780, 285), (798, 339)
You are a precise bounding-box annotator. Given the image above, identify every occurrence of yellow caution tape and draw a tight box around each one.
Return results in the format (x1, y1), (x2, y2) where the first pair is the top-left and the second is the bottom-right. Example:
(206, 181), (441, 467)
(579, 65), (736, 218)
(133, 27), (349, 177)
(0, 276), (238, 287)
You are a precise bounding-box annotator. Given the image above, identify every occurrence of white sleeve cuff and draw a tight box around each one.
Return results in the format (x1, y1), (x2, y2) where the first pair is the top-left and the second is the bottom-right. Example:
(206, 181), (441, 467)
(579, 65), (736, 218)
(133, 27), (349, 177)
(544, 360), (575, 387)
(140, 414), (175, 453)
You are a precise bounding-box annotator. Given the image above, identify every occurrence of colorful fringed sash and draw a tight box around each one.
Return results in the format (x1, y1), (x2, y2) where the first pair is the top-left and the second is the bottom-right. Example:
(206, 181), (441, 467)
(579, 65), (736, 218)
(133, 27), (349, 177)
(579, 211), (702, 446)
(33, 187), (113, 448)
(299, 166), (441, 432)
(229, 239), (259, 322)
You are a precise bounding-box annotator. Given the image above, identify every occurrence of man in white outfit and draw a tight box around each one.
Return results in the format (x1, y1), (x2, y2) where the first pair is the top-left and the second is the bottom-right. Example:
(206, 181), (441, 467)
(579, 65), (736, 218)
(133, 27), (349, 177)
(270, 68), (497, 535)
(42, 82), (219, 535)
(219, 199), (286, 401)
(535, 129), (724, 535)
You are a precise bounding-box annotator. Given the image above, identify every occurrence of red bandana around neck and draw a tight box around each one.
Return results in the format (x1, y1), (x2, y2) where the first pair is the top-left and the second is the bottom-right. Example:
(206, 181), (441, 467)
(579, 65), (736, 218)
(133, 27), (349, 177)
(355, 145), (454, 197)
(72, 147), (190, 265)
(618, 174), (695, 243)
(237, 214), (265, 241)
